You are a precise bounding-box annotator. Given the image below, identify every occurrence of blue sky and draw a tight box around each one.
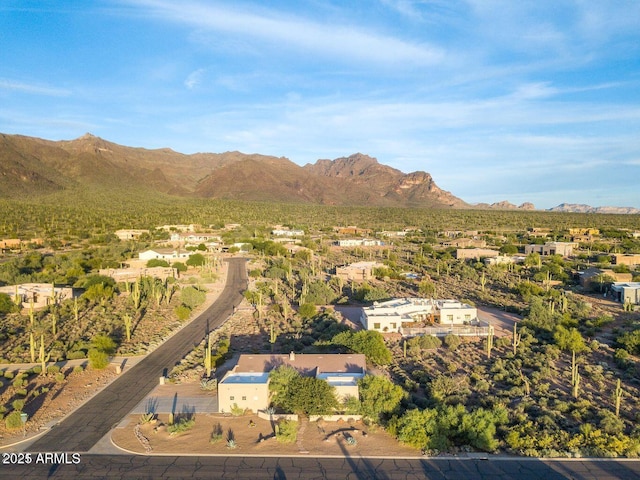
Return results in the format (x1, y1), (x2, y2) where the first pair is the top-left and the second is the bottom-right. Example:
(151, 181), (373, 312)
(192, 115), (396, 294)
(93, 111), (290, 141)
(1, 1), (639, 209)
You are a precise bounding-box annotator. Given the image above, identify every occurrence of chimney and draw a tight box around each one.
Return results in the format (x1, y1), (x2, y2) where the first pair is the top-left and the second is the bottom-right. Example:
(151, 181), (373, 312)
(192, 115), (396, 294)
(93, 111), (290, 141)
(289, 351), (295, 361)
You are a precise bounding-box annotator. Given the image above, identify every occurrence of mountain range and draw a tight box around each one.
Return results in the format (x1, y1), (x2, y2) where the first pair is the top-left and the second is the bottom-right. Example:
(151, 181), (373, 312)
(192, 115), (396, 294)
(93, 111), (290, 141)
(1, 132), (637, 213)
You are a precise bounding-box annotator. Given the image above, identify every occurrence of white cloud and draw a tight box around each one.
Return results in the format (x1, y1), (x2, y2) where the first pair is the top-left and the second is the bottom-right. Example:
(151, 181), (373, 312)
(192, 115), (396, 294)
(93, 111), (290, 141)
(0, 78), (71, 97)
(184, 68), (205, 90)
(128, 0), (444, 66)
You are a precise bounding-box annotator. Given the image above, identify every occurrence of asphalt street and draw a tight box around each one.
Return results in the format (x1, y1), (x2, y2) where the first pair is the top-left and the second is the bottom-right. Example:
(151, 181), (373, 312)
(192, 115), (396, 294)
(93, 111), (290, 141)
(25, 257), (247, 453)
(2, 454), (640, 479)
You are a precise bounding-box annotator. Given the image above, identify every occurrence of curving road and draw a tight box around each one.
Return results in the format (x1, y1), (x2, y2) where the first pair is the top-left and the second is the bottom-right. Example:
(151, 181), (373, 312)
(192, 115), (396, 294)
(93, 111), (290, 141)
(26, 258), (247, 453)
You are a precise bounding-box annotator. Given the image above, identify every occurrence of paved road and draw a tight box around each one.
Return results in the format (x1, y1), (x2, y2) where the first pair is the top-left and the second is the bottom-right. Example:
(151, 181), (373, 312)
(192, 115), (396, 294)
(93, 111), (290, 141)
(2, 454), (639, 479)
(25, 258), (247, 453)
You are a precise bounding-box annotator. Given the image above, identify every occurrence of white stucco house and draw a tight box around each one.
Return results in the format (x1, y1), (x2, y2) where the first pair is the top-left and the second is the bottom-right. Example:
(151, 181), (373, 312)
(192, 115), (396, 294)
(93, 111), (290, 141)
(360, 298), (479, 334)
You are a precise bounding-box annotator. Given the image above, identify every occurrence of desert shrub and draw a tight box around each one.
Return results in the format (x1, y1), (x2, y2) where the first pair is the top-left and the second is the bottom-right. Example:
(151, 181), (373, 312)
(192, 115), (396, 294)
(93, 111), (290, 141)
(181, 286), (206, 309)
(276, 419), (298, 443)
(73, 365), (84, 374)
(3, 371), (14, 379)
(15, 388), (28, 397)
(230, 403), (246, 416)
(166, 417), (195, 435)
(47, 365), (61, 375)
(210, 423), (223, 444)
(66, 350), (86, 360)
(200, 378), (217, 391)
(31, 366), (42, 375)
(88, 349), (109, 369)
(174, 305), (191, 320)
(298, 303), (316, 319)
(55, 372), (66, 383)
(443, 334), (462, 351)
(4, 411), (23, 430)
(11, 399), (25, 411)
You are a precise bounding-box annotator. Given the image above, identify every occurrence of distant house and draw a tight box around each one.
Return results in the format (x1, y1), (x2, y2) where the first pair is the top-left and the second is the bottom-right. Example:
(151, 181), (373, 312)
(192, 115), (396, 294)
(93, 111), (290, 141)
(138, 249), (190, 262)
(0, 283), (73, 309)
(335, 239), (383, 247)
(610, 282), (640, 306)
(484, 255), (525, 266)
(98, 267), (177, 282)
(611, 254), (640, 267)
(218, 353), (367, 413)
(335, 261), (383, 281)
(271, 228), (305, 237)
(360, 298), (479, 334)
(441, 238), (486, 248)
(115, 229), (149, 241)
(577, 268), (632, 289)
(455, 248), (499, 261)
(525, 242), (575, 257)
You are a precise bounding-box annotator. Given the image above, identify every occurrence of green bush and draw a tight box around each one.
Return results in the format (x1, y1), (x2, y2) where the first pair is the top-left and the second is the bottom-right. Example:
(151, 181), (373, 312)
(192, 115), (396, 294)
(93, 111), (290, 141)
(4, 411), (23, 430)
(11, 399), (25, 411)
(73, 365), (84, 374)
(47, 365), (61, 375)
(276, 420), (298, 443)
(88, 349), (109, 369)
(55, 372), (66, 383)
(167, 417), (195, 435)
(3, 370), (14, 379)
(174, 305), (191, 321)
(66, 350), (86, 360)
(443, 334), (462, 351)
(15, 388), (28, 397)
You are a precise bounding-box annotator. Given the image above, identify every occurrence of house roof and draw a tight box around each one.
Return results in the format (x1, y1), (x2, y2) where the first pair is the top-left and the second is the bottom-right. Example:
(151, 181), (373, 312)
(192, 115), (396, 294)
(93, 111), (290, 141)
(233, 353), (366, 376)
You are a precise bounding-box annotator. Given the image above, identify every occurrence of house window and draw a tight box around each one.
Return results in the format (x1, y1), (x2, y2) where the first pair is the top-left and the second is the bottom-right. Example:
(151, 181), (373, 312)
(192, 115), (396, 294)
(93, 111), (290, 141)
(373, 322), (381, 330)
(447, 315), (453, 322)
(242, 396), (247, 401)
(391, 322), (397, 329)
(230, 396), (235, 401)
(465, 314), (471, 321)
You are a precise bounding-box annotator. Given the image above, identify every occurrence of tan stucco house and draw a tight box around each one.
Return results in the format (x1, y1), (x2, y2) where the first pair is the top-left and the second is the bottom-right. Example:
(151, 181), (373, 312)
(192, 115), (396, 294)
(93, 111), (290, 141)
(218, 353), (366, 413)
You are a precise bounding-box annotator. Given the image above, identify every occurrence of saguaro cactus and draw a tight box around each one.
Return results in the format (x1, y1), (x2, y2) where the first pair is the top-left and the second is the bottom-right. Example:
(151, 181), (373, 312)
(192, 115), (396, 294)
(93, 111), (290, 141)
(123, 314), (133, 342)
(512, 323), (521, 355)
(614, 378), (623, 417)
(38, 334), (50, 376)
(571, 350), (580, 398)
(486, 325), (494, 359)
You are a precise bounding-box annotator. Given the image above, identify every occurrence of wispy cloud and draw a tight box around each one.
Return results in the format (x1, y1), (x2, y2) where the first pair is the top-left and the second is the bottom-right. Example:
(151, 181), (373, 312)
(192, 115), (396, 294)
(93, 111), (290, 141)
(184, 68), (205, 90)
(128, 0), (444, 66)
(0, 78), (71, 97)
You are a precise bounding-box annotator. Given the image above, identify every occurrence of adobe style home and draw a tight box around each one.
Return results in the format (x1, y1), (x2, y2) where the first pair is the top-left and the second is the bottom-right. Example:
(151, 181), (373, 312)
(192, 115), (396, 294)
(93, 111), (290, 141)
(218, 353), (366, 414)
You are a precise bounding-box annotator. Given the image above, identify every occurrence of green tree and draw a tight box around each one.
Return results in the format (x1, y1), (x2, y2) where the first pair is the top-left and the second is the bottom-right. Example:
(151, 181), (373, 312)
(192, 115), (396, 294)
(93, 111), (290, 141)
(186, 253), (206, 267)
(181, 286), (206, 309)
(418, 280), (436, 297)
(298, 303), (317, 319)
(268, 366), (300, 411)
(0, 293), (18, 315)
(289, 376), (338, 415)
(358, 375), (406, 423)
(332, 330), (392, 365)
(146, 259), (170, 268)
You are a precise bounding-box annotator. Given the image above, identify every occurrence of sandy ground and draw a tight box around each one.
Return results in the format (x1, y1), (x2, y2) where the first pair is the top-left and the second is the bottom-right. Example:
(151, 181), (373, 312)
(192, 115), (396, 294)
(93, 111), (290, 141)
(112, 412), (419, 457)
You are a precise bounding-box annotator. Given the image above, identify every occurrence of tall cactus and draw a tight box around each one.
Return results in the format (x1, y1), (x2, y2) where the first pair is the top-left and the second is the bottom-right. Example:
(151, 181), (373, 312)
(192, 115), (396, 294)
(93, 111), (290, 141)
(512, 323), (522, 355)
(30, 332), (36, 363)
(486, 324), (494, 359)
(614, 378), (623, 417)
(123, 314), (133, 342)
(571, 350), (580, 398)
(480, 272), (486, 292)
(38, 334), (50, 377)
(51, 309), (57, 336)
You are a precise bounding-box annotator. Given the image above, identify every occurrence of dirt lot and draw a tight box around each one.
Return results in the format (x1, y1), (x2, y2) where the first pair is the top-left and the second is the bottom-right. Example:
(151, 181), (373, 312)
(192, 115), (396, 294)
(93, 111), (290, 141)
(112, 412), (420, 457)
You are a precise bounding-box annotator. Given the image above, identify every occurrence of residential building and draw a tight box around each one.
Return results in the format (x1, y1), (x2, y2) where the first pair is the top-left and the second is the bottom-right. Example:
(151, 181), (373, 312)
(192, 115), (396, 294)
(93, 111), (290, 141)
(360, 298), (478, 334)
(114, 229), (149, 241)
(0, 283), (73, 309)
(610, 282), (640, 306)
(271, 228), (305, 237)
(455, 248), (499, 261)
(157, 224), (199, 232)
(98, 267), (177, 282)
(611, 254), (640, 267)
(335, 261), (383, 281)
(335, 239), (383, 247)
(218, 353), (366, 413)
(577, 268), (632, 289)
(525, 242), (575, 257)
(441, 238), (486, 248)
(138, 249), (190, 262)
(484, 255), (526, 266)
(333, 226), (372, 235)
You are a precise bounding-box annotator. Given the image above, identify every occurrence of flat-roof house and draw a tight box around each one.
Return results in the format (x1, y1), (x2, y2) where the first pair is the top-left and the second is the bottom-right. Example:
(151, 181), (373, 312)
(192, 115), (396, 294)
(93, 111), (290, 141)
(525, 242), (575, 257)
(335, 261), (383, 281)
(456, 248), (499, 261)
(610, 282), (640, 306)
(218, 353), (366, 414)
(611, 254), (640, 267)
(115, 229), (150, 241)
(138, 249), (190, 262)
(0, 283), (73, 309)
(360, 298), (478, 334)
